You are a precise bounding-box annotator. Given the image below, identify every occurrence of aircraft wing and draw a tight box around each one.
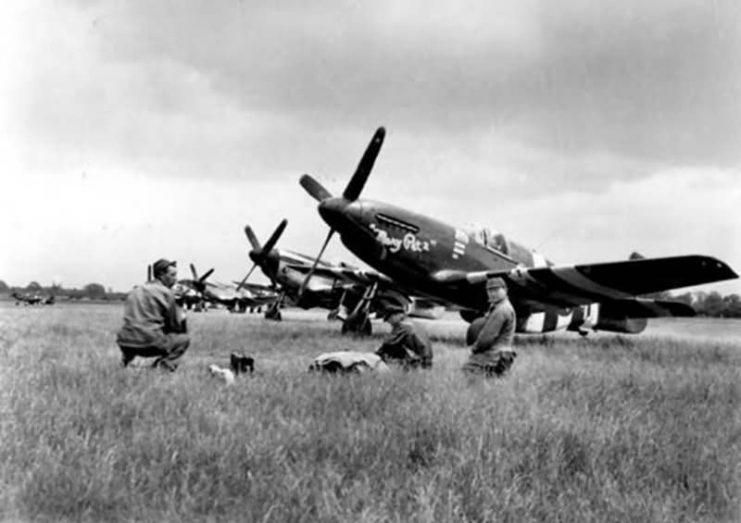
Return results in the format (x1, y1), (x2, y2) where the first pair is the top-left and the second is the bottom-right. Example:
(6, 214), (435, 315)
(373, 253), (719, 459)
(283, 262), (395, 287)
(284, 261), (445, 316)
(435, 255), (737, 308)
(605, 298), (696, 318)
(232, 281), (276, 293)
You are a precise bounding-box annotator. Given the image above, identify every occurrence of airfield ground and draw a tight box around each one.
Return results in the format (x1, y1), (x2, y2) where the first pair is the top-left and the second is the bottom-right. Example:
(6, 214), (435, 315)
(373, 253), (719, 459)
(1, 303), (739, 522)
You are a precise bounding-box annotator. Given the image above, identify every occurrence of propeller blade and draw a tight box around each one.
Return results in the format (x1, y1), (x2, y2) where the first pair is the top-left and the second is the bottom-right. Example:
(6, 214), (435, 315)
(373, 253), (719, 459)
(300, 174), (332, 202)
(244, 225), (261, 251)
(199, 268), (215, 284)
(236, 264), (258, 292)
(343, 127), (385, 201)
(298, 228), (335, 299)
(190, 263), (198, 280)
(262, 219), (288, 255)
(147, 264), (152, 282)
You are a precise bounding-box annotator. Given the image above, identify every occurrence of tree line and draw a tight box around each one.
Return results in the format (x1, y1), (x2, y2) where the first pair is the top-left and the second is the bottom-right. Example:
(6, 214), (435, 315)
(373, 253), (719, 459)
(1, 279), (739, 317)
(667, 291), (741, 318)
(0, 280), (127, 301)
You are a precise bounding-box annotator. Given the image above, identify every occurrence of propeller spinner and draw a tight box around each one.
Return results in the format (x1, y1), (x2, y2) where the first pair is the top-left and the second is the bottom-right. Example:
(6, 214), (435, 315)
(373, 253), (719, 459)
(237, 219), (288, 291)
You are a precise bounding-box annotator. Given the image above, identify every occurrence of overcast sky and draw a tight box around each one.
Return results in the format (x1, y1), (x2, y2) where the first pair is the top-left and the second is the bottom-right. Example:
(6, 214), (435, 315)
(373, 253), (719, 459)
(1, 0), (739, 294)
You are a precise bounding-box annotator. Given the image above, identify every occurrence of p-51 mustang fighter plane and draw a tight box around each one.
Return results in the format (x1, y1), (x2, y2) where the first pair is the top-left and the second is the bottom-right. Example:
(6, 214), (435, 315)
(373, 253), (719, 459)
(237, 219), (427, 334)
(11, 292), (55, 306)
(176, 263), (276, 313)
(299, 127), (738, 339)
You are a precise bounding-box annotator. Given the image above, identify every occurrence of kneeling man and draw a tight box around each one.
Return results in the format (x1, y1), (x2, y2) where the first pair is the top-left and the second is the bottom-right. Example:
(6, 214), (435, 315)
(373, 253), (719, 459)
(462, 276), (516, 377)
(376, 304), (433, 369)
(116, 258), (190, 371)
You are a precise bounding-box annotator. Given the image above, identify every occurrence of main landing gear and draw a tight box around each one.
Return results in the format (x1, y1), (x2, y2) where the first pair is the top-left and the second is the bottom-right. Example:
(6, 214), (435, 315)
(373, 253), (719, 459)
(265, 293), (285, 321)
(341, 313), (372, 336)
(340, 282), (378, 336)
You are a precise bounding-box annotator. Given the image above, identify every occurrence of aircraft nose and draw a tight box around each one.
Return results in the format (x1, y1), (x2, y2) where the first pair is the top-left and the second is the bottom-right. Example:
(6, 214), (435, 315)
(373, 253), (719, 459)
(318, 198), (347, 229)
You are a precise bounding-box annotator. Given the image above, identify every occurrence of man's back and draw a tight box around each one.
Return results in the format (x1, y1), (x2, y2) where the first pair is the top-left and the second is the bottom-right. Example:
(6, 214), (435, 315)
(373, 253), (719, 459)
(117, 281), (179, 348)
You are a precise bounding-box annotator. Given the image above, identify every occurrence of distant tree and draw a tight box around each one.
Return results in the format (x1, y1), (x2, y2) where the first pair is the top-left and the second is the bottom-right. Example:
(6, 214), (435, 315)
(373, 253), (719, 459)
(696, 291), (725, 317)
(0, 280), (8, 293)
(26, 281), (42, 292)
(66, 288), (84, 300)
(83, 283), (107, 300)
(723, 294), (741, 318)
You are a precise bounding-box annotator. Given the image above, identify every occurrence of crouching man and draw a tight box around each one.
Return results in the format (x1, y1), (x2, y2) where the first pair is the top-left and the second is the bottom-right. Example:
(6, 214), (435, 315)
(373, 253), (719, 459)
(116, 258), (190, 371)
(462, 277), (516, 377)
(375, 304), (433, 369)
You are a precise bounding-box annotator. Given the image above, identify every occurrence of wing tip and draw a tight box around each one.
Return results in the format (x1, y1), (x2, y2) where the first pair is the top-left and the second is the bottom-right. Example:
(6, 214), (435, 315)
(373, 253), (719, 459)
(692, 255), (738, 281)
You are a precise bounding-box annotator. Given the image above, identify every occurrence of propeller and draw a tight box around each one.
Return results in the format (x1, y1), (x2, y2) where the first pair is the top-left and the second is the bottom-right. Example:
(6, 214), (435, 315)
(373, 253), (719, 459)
(190, 263), (215, 291)
(299, 175), (332, 202)
(245, 225), (261, 251)
(235, 265), (258, 292)
(297, 127), (386, 300)
(262, 219), (288, 255)
(184, 263), (215, 307)
(237, 220), (288, 291)
(297, 228), (334, 299)
(343, 126), (385, 201)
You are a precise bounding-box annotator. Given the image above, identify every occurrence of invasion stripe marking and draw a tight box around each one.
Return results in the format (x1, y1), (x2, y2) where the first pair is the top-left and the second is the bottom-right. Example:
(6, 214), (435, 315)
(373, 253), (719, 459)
(527, 269), (609, 302)
(523, 312), (545, 333)
(552, 267), (632, 299)
(511, 270), (595, 307)
(543, 310), (559, 332)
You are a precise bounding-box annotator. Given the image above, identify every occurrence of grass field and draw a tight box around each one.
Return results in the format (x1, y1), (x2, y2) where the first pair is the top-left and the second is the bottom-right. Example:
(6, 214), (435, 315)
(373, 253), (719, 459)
(1, 303), (739, 522)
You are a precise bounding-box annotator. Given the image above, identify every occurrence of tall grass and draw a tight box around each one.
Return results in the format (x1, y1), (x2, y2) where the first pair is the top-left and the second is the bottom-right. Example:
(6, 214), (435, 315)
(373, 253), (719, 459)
(1, 305), (739, 522)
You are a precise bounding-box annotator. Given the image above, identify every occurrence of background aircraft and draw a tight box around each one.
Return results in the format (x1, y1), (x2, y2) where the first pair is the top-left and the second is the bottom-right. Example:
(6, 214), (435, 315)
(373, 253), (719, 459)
(174, 263), (276, 313)
(299, 127), (738, 339)
(11, 291), (55, 306)
(238, 219), (426, 334)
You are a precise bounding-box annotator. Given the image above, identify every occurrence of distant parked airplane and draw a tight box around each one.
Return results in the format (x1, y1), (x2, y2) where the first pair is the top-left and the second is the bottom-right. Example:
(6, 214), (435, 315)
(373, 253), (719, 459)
(11, 292), (55, 306)
(238, 220), (429, 334)
(175, 264), (277, 313)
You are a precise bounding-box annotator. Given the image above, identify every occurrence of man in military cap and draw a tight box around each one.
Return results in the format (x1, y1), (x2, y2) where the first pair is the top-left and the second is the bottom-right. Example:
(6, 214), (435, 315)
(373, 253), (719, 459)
(462, 276), (516, 377)
(116, 258), (190, 371)
(375, 303), (433, 369)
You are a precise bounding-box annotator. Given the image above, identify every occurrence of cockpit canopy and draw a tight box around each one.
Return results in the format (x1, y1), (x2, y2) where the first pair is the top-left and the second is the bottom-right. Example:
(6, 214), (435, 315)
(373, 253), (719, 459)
(463, 224), (510, 255)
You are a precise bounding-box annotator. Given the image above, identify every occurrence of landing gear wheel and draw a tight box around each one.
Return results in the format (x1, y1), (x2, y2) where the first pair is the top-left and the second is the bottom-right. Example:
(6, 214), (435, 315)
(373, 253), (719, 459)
(265, 305), (282, 321)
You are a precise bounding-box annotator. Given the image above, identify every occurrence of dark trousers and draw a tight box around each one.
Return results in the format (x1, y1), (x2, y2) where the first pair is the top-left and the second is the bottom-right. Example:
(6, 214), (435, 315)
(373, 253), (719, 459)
(118, 333), (190, 371)
(462, 351), (516, 377)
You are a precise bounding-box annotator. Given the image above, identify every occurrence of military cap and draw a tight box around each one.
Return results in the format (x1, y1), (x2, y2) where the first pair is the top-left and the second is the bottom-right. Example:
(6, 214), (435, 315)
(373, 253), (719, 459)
(152, 258), (176, 277)
(383, 303), (406, 319)
(486, 276), (507, 289)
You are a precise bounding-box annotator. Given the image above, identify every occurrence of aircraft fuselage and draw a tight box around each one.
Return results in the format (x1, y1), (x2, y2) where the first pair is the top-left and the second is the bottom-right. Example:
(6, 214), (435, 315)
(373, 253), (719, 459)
(319, 197), (544, 312)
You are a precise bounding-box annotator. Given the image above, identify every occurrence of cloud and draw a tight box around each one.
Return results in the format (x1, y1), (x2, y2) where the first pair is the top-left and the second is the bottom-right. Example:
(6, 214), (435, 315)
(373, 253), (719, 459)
(60, 0), (741, 165)
(2, 0), (739, 294)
